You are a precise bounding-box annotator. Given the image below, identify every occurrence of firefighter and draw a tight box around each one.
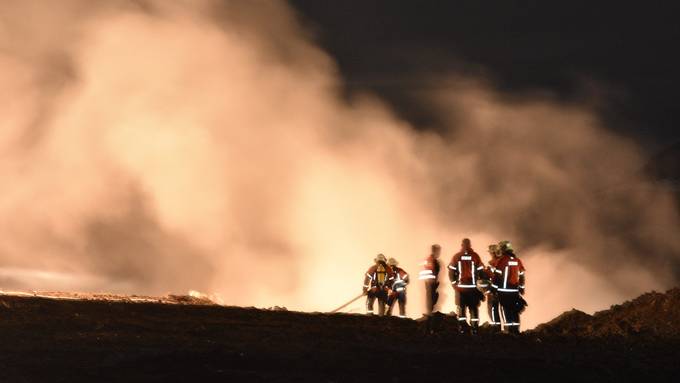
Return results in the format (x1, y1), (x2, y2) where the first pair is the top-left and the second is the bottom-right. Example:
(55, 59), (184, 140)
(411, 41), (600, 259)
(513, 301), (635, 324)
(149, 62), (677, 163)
(419, 244), (442, 314)
(492, 241), (526, 334)
(363, 253), (394, 316)
(386, 257), (409, 318)
(448, 238), (485, 334)
(484, 244), (503, 331)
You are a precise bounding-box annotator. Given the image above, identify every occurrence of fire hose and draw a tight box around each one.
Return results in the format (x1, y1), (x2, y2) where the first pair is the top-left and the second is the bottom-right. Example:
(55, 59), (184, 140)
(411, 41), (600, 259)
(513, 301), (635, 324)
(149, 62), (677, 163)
(330, 292), (366, 313)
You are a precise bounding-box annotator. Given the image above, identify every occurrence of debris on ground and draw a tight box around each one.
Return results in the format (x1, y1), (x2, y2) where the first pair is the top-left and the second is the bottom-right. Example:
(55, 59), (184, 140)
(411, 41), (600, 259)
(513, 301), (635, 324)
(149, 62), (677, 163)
(531, 288), (680, 338)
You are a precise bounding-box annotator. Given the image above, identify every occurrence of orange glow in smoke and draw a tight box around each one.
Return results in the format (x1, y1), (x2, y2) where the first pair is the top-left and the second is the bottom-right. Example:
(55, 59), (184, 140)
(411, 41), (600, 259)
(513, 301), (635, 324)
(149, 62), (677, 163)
(0, 0), (678, 329)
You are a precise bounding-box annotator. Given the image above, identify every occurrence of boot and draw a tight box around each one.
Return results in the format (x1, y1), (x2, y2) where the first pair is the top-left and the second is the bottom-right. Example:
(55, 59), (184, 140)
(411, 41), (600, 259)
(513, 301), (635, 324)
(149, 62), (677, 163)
(386, 303), (394, 316)
(398, 302), (407, 318)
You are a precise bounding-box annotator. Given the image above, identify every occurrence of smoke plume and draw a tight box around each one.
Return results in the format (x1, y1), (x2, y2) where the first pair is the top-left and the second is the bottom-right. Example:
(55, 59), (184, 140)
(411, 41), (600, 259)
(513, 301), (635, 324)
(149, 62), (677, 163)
(1, 0), (679, 328)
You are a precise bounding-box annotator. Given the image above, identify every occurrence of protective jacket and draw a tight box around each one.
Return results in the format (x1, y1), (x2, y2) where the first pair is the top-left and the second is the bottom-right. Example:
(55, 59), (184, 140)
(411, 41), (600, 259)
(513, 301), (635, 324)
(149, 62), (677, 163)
(363, 262), (395, 292)
(419, 255), (440, 281)
(448, 250), (485, 291)
(493, 253), (526, 333)
(492, 254), (526, 293)
(391, 267), (410, 292)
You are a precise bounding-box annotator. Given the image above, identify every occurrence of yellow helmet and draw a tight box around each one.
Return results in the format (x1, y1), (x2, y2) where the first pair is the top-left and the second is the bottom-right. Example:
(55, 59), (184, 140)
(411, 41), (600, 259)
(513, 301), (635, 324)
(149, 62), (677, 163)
(387, 257), (399, 267)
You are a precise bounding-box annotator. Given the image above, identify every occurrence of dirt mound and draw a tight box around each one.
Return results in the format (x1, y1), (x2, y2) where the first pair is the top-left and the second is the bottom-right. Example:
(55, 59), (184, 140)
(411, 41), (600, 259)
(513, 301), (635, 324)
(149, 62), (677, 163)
(532, 288), (680, 338)
(0, 290), (220, 306)
(0, 290), (679, 381)
(532, 309), (594, 337)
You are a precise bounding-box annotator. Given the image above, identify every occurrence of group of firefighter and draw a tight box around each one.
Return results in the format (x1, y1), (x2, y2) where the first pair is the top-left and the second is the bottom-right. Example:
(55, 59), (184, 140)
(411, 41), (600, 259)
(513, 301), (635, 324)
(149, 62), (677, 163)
(362, 238), (527, 334)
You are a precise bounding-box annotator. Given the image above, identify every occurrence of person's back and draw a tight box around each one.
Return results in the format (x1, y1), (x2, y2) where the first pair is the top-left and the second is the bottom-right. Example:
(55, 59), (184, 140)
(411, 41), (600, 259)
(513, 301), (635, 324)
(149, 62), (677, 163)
(448, 238), (485, 333)
(492, 241), (526, 334)
(494, 253), (525, 293)
(363, 254), (393, 315)
(449, 249), (484, 290)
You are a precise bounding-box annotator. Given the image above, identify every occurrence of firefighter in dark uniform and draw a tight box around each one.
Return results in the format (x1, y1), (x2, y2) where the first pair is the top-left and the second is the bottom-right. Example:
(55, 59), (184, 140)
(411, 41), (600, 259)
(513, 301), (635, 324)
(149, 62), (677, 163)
(419, 244), (442, 314)
(449, 238), (485, 334)
(492, 241), (527, 334)
(386, 257), (409, 318)
(363, 253), (394, 316)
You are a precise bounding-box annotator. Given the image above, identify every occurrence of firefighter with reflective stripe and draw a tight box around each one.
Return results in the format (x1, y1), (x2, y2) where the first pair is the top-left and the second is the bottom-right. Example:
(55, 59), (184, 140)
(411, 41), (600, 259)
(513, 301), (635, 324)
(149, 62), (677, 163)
(363, 253), (394, 316)
(492, 241), (527, 334)
(448, 238), (485, 334)
(419, 244), (442, 314)
(386, 257), (409, 318)
(484, 244), (503, 331)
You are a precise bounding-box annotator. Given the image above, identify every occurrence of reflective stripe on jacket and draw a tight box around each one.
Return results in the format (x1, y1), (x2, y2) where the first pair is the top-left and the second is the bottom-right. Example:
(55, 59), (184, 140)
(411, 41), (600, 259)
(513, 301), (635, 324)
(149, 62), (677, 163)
(492, 255), (525, 292)
(448, 250), (484, 290)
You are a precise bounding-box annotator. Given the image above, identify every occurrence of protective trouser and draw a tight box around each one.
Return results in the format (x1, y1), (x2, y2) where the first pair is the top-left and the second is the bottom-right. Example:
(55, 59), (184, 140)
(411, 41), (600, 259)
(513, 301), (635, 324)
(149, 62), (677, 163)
(456, 289), (482, 331)
(425, 281), (439, 314)
(387, 291), (407, 317)
(486, 293), (502, 329)
(498, 291), (522, 334)
(366, 289), (388, 316)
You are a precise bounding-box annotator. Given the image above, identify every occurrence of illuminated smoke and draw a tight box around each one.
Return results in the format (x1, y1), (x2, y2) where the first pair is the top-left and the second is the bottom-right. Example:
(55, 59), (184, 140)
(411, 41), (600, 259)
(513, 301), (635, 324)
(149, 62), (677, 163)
(1, 0), (678, 328)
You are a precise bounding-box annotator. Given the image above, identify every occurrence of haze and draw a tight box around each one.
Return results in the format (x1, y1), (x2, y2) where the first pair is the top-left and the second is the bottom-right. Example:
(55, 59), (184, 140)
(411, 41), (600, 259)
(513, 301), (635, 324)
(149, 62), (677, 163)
(1, 0), (678, 328)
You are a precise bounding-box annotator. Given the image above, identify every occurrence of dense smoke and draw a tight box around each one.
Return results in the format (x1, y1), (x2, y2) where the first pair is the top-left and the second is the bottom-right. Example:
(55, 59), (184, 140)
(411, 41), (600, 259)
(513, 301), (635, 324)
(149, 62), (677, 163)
(1, 0), (679, 328)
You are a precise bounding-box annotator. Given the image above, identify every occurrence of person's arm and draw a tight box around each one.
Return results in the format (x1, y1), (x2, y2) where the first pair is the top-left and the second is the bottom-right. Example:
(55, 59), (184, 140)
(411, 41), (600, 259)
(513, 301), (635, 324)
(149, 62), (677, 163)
(448, 256), (459, 286)
(387, 266), (396, 290)
(491, 259), (503, 291)
(483, 266), (493, 280)
(363, 270), (372, 293)
(518, 259), (526, 295)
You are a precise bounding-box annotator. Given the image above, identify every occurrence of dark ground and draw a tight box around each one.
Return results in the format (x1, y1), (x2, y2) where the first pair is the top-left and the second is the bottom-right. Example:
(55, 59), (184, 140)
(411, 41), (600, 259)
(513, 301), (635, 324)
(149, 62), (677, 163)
(1, 290), (679, 382)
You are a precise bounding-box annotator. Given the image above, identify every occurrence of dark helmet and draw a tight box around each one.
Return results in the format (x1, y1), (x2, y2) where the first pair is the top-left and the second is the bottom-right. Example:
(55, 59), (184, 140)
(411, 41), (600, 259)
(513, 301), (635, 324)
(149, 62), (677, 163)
(498, 240), (514, 254)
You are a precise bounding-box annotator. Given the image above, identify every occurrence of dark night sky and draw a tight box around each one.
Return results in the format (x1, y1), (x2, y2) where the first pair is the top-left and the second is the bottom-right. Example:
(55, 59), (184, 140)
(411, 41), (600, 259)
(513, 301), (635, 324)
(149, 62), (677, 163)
(290, 1), (680, 153)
